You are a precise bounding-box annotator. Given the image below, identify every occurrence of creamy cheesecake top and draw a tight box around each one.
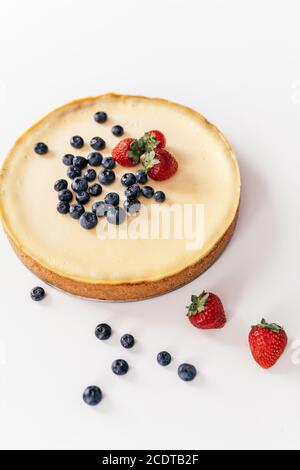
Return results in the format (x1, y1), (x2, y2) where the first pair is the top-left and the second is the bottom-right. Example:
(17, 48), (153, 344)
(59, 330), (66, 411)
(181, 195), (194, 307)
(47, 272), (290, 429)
(0, 94), (240, 283)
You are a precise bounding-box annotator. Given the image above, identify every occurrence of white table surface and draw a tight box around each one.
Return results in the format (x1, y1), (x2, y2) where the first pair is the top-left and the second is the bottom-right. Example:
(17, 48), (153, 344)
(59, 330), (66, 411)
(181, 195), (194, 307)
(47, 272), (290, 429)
(0, 0), (300, 450)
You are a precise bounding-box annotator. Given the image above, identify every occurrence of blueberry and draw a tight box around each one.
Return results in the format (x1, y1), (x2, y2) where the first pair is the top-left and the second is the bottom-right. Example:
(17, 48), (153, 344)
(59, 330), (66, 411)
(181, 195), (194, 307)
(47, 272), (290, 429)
(67, 166), (81, 179)
(111, 125), (124, 137)
(76, 191), (90, 205)
(94, 111), (107, 123)
(34, 142), (48, 155)
(69, 203), (84, 219)
(95, 323), (111, 340)
(106, 206), (126, 225)
(70, 135), (84, 149)
(62, 153), (74, 166)
(124, 184), (141, 200)
(102, 157), (116, 169)
(83, 385), (102, 406)
(123, 199), (141, 214)
(135, 169), (148, 184)
(58, 189), (73, 202)
(121, 173), (136, 187)
(93, 201), (108, 217)
(80, 211), (98, 229)
(157, 351), (171, 366)
(84, 169), (97, 182)
(142, 185), (154, 199)
(57, 201), (70, 214)
(104, 192), (119, 207)
(54, 179), (68, 192)
(90, 136), (105, 150)
(112, 359), (129, 376)
(89, 183), (102, 197)
(177, 363), (197, 381)
(30, 286), (45, 301)
(71, 177), (88, 193)
(99, 169), (115, 185)
(120, 334), (135, 349)
(154, 190), (166, 203)
(73, 156), (88, 169)
(88, 152), (103, 167)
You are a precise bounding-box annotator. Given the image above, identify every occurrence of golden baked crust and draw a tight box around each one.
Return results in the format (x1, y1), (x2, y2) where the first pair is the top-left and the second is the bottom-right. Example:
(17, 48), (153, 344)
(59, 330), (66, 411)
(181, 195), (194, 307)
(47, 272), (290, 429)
(0, 93), (240, 301)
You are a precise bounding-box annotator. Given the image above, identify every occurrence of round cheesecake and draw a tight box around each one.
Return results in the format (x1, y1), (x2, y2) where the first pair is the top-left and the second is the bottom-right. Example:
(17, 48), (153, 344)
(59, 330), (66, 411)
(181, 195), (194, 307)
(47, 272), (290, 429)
(0, 94), (240, 301)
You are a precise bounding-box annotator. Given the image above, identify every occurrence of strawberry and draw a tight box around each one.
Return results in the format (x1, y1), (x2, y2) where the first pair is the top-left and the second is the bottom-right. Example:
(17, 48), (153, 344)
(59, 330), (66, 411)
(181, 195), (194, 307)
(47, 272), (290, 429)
(112, 138), (139, 167)
(249, 318), (288, 369)
(143, 148), (178, 181)
(187, 291), (226, 329)
(146, 130), (166, 149)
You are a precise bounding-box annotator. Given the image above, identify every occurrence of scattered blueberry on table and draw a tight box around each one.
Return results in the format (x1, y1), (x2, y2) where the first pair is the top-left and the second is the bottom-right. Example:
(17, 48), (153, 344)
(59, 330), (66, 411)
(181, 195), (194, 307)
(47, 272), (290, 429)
(120, 334), (135, 349)
(177, 363), (197, 381)
(73, 156), (88, 169)
(112, 359), (129, 376)
(102, 156), (116, 169)
(58, 189), (73, 202)
(106, 206), (126, 225)
(87, 152), (102, 167)
(54, 179), (68, 192)
(90, 136), (105, 151)
(69, 203), (84, 219)
(135, 169), (148, 184)
(111, 125), (124, 137)
(154, 190), (166, 203)
(123, 199), (141, 214)
(80, 211), (98, 229)
(67, 166), (81, 179)
(84, 168), (97, 182)
(141, 185), (154, 199)
(95, 323), (112, 340)
(92, 201), (107, 217)
(83, 386), (102, 406)
(62, 153), (74, 166)
(88, 183), (102, 197)
(94, 111), (107, 123)
(57, 201), (70, 214)
(70, 135), (84, 149)
(99, 169), (115, 185)
(30, 286), (45, 301)
(157, 351), (171, 366)
(76, 191), (90, 205)
(104, 192), (119, 207)
(71, 177), (88, 193)
(34, 142), (48, 155)
(121, 172), (136, 187)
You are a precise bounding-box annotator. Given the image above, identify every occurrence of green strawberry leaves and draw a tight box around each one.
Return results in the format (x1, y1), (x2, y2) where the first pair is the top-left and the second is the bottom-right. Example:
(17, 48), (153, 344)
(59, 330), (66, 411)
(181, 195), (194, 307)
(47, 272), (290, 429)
(128, 132), (159, 165)
(142, 150), (160, 173)
(187, 291), (210, 317)
(255, 318), (284, 333)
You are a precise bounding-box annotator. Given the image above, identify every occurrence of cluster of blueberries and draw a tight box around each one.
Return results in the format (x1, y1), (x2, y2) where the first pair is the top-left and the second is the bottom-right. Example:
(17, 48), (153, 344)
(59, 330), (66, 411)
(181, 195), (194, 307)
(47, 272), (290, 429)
(83, 322), (197, 407)
(34, 112), (166, 230)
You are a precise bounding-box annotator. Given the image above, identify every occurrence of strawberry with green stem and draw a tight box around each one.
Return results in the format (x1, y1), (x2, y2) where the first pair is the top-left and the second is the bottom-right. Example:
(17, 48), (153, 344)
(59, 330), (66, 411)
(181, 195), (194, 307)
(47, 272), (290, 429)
(249, 318), (288, 369)
(187, 291), (227, 329)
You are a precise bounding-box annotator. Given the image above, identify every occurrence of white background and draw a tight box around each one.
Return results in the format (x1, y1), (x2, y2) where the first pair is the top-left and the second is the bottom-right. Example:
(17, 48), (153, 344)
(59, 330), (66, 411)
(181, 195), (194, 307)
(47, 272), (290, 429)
(0, 0), (300, 450)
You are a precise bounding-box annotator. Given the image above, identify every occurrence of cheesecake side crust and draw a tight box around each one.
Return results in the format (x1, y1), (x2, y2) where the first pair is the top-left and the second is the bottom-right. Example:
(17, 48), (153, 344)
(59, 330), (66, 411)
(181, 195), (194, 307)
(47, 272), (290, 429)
(4, 207), (238, 301)
(0, 93), (241, 301)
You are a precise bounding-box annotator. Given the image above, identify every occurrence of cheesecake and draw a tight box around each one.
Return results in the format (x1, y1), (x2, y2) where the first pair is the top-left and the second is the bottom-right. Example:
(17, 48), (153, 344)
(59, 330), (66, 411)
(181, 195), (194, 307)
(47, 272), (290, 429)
(0, 94), (240, 301)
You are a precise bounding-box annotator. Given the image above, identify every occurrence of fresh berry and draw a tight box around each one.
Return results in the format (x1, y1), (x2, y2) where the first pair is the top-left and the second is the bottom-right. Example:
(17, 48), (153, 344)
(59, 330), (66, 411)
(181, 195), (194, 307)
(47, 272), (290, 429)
(90, 136), (105, 150)
(70, 135), (84, 149)
(69, 203), (84, 219)
(94, 111), (107, 123)
(141, 186), (154, 199)
(112, 138), (139, 167)
(34, 142), (48, 155)
(154, 191), (165, 203)
(112, 359), (129, 376)
(80, 211), (98, 229)
(124, 199), (141, 214)
(104, 192), (119, 207)
(157, 351), (171, 366)
(249, 319), (288, 369)
(120, 334), (135, 349)
(95, 323), (111, 340)
(54, 179), (68, 192)
(144, 148), (178, 181)
(102, 157), (115, 169)
(92, 201), (107, 217)
(83, 386), (102, 406)
(111, 125), (124, 137)
(121, 173), (136, 187)
(62, 154), (74, 166)
(73, 156), (88, 169)
(106, 206), (126, 225)
(89, 183), (102, 197)
(187, 291), (226, 329)
(124, 184), (141, 200)
(67, 166), (81, 179)
(178, 363), (197, 381)
(146, 130), (166, 149)
(58, 189), (73, 202)
(87, 152), (102, 166)
(84, 169), (97, 182)
(71, 177), (88, 193)
(30, 286), (45, 301)
(57, 201), (70, 214)
(135, 169), (148, 184)
(99, 169), (115, 185)
(76, 191), (90, 205)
